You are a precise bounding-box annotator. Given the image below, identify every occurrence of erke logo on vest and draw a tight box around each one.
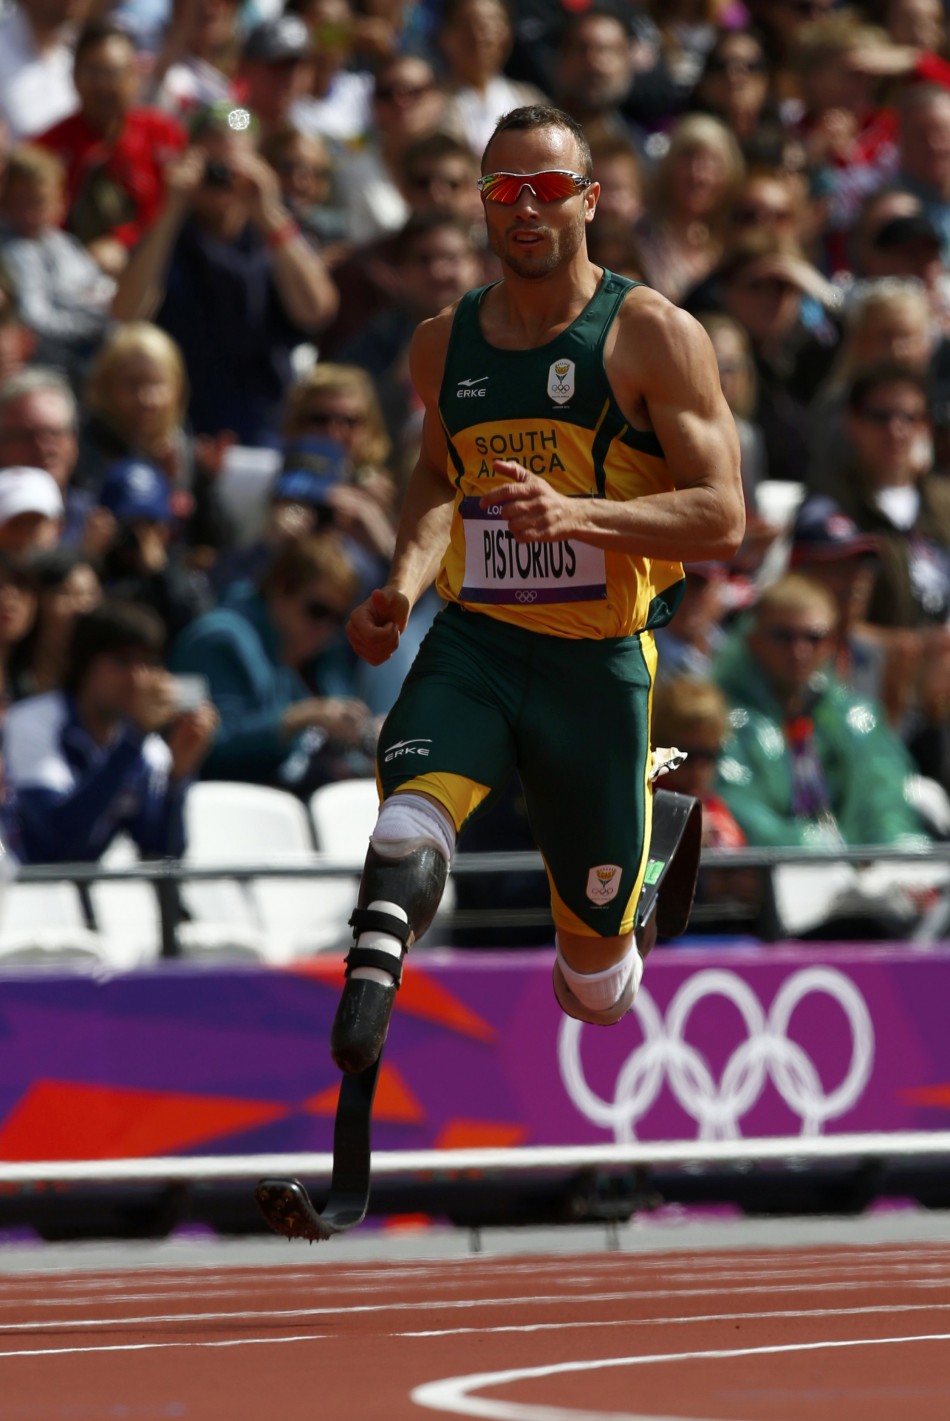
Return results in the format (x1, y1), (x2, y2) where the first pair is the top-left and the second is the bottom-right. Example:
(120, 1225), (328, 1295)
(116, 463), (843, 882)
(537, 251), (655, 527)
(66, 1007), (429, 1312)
(548, 358), (575, 405)
(457, 376), (488, 397)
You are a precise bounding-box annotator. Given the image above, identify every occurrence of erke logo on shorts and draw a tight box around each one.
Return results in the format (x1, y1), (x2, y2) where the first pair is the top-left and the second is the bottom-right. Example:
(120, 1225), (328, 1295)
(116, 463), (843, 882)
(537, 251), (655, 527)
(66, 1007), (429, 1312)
(382, 737), (433, 763)
(457, 376), (488, 398)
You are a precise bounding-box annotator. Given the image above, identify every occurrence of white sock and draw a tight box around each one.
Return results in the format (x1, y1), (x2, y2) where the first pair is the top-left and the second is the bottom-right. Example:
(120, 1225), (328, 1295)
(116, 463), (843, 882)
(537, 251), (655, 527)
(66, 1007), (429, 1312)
(555, 939), (643, 1012)
(350, 900), (408, 986)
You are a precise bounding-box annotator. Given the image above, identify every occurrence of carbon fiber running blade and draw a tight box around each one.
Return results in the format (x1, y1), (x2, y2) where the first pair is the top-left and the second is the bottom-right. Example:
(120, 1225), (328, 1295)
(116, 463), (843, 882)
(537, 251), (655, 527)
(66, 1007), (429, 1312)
(255, 1054), (382, 1241)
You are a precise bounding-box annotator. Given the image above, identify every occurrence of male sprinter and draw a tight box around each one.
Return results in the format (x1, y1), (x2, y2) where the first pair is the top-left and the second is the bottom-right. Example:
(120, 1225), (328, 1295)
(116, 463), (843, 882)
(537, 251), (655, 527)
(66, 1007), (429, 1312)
(332, 104), (744, 1071)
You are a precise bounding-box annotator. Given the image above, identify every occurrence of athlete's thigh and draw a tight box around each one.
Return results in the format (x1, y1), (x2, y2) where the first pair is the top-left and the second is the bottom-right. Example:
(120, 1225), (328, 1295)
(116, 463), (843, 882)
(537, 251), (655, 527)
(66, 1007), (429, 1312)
(517, 631), (656, 937)
(377, 605), (523, 830)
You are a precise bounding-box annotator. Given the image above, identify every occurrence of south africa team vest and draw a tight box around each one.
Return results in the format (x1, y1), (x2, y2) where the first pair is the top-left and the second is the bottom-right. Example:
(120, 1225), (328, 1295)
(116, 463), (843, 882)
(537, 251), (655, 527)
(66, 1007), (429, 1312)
(436, 269), (685, 640)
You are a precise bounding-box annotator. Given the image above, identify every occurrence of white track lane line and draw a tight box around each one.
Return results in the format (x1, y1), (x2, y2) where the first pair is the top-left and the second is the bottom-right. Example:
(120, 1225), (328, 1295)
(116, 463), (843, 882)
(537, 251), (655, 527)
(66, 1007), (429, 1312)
(1, 1301), (949, 1362)
(411, 1331), (950, 1421)
(6, 1276), (950, 1337)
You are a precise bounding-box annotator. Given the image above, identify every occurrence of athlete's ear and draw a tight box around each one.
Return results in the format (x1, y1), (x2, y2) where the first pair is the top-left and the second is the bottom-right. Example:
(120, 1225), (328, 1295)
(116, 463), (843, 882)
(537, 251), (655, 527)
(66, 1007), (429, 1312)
(583, 181), (600, 224)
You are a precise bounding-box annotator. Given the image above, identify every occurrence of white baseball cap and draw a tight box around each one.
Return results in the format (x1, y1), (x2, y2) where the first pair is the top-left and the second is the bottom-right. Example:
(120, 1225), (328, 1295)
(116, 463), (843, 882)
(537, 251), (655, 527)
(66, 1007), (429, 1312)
(0, 467), (64, 525)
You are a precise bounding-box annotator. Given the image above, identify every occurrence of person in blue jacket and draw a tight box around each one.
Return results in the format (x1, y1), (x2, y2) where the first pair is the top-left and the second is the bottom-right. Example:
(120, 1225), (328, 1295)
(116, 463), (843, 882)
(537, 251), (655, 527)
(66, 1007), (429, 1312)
(3, 598), (218, 863)
(170, 534), (374, 794)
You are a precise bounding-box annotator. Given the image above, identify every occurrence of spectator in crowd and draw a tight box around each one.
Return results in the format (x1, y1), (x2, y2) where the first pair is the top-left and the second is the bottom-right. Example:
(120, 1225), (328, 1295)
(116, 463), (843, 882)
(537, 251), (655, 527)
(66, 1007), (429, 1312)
(703, 232), (840, 485)
(438, 0), (546, 158)
(321, 130), (484, 356)
(807, 277), (938, 495)
(634, 113), (744, 304)
(260, 126), (348, 253)
(36, 21), (188, 277)
(0, 550), (38, 705)
(3, 598), (217, 863)
(589, 136), (645, 232)
(725, 167), (813, 259)
(337, 211), (483, 451)
(0, 465), (64, 555)
(94, 457), (213, 643)
(236, 15), (313, 141)
(689, 25), (776, 146)
(288, 0), (374, 147)
(553, 5), (645, 155)
(0, 279), (39, 387)
(0, 144), (113, 381)
(336, 54), (446, 244)
(884, 0), (947, 53)
(623, 0), (721, 130)
(787, 494), (889, 711)
(0, 367), (90, 545)
(111, 103), (338, 446)
(837, 362), (950, 630)
(0, 0), (84, 141)
(714, 572), (926, 848)
(7, 545), (99, 698)
(787, 11), (901, 271)
(744, 0), (840, 102)
(655, 561), (730, 681)
(281, 362), (397, 515)
(170, 534), (374, 796)
(211, 434), (353, 591)
(150, 0), (242, 120)
(896, 83), (950, 263)
(73, 322), (231, 562)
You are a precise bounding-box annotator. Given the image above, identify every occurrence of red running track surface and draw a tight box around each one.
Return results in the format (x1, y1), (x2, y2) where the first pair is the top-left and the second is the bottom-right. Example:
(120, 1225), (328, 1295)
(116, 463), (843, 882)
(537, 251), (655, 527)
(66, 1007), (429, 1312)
(2, 1242), (950, 1419)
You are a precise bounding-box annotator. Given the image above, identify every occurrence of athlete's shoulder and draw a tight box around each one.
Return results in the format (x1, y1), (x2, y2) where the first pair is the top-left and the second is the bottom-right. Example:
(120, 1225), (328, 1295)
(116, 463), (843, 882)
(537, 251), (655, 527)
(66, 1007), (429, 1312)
(409, 288), (482, 404)
(611, 282), (718, 389)
(616, 282), (711, 349)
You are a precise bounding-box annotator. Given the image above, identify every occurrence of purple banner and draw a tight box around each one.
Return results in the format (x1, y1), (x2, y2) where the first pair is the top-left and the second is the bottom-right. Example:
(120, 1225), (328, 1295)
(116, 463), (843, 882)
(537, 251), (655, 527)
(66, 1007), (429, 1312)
(0, 944), (948, 1162)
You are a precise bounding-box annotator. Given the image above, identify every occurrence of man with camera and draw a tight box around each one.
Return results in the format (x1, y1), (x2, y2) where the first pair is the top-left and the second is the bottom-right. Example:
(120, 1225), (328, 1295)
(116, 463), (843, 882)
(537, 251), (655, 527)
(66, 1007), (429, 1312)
(3, 599), (218, 863)
(111, 99), (338, 446)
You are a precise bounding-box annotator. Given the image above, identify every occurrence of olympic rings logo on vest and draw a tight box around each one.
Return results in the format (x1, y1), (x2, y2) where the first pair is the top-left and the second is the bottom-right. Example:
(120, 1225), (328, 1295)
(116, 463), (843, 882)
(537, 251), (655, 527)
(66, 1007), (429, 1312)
(557, 967), (875, 1141)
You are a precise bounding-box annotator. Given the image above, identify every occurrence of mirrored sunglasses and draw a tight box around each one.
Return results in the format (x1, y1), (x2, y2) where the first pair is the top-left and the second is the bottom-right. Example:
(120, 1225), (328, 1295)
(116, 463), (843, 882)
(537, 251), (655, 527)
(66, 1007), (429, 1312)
(476, 169), (592, 204)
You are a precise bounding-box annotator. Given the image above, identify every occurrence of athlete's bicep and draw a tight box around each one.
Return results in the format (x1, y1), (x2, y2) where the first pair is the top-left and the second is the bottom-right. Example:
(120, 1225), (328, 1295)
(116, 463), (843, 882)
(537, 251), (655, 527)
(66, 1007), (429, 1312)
(640, 309), (741, 499)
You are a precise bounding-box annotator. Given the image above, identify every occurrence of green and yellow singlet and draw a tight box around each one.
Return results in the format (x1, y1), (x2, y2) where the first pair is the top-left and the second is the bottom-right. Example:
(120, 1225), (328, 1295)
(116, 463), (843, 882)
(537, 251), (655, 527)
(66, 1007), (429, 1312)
(436, 269), (685, 640)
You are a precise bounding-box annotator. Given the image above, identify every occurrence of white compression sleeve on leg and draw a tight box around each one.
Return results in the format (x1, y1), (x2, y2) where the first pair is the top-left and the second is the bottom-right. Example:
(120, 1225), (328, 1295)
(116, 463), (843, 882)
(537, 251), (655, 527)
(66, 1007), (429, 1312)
(554, 939), (643, 1012)
(370, 792), (456, 863)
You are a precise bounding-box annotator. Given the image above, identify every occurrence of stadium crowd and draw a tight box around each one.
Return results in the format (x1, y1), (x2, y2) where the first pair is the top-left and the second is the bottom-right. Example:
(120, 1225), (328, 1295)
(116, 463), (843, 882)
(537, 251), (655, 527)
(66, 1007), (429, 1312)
(0, 0), (946, 939)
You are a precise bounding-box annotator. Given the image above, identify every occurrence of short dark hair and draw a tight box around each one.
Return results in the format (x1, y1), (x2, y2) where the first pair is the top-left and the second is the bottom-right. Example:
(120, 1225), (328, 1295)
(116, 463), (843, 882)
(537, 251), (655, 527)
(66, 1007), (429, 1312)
(258, 534), (358, 603)
(484, 105), (592, 177)
(64, 600), (165, 694)
(394, 210), (475, 262)
(401, 132), (478, 178)
(846, 361), (931, 415)
(559, 2), (632, 49)
(74, 20), (136, 65)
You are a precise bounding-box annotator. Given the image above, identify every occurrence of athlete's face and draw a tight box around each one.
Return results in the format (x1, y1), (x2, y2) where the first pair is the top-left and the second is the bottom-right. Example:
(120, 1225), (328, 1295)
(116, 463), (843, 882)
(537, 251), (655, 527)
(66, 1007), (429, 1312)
(480, 126), (598, 280)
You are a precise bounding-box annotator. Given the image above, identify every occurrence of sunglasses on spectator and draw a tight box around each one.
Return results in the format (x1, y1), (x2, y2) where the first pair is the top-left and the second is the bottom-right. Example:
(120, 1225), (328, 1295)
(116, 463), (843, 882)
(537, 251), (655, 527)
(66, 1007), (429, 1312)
(477, 170), (592, 204)
(764, 627), (831, 646)
(375, 81), (435, 102)
(408, 171), (467, 191)
(855, 406), (928, 427)
(302, 411), (365, 430)
(303, 598), (346, 624)
(706, 55), (767, 75)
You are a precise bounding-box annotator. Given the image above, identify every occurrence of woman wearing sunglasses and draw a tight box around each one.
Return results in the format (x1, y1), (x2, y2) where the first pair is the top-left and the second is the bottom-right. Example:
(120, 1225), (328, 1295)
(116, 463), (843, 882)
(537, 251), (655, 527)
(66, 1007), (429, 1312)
(330, 103), (744, 1078)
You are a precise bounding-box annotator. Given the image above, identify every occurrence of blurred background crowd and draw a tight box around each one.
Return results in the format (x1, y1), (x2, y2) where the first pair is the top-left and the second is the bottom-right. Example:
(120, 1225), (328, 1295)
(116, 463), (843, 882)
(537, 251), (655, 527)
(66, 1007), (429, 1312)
(0, 0), (949, 941)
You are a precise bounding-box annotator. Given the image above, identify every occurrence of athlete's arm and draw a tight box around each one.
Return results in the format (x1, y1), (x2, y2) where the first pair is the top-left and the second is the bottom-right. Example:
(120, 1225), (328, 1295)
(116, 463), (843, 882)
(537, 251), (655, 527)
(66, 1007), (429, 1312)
(487, 290), (745, 563)
(346, 313), (456, 666)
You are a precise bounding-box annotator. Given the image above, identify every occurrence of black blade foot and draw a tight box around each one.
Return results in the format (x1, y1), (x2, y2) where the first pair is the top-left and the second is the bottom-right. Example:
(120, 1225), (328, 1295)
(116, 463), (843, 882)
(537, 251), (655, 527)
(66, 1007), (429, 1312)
(255, 1178), (334, 1242)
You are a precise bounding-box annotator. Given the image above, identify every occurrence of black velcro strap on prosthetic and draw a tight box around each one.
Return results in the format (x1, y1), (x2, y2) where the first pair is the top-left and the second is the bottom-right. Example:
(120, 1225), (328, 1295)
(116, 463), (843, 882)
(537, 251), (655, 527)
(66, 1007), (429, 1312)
(343, 944), (405, 985)
(348, 907), (412, 946)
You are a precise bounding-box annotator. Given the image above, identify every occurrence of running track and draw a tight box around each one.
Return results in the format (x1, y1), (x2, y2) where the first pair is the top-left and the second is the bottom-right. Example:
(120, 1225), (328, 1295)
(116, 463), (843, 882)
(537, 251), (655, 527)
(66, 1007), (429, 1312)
(3, 1242), (950, 1419)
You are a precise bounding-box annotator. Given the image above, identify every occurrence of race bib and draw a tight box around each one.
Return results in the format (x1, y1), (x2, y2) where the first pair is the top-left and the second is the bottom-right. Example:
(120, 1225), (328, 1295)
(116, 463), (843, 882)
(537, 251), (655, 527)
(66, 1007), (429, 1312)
(458, 496), (607, 605)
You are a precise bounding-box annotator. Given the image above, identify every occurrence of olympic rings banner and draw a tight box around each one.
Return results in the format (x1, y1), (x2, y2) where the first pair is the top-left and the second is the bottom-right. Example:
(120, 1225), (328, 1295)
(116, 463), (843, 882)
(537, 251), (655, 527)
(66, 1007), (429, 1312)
(0, 944), (947, 1162)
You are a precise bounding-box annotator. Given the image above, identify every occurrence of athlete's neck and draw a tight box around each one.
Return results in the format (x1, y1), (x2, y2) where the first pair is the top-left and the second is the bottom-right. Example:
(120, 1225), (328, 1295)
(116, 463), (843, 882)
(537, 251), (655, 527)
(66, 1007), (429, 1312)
(491, 259), (603, 349)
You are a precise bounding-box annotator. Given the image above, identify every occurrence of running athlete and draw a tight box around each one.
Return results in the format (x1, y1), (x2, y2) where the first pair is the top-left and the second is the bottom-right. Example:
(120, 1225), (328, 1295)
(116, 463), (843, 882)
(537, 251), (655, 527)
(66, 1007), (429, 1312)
(331, 104), (744, 1074)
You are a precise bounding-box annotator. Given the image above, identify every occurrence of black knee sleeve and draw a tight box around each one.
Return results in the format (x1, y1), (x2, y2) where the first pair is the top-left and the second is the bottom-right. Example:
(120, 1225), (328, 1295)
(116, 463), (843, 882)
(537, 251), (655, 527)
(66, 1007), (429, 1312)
(348, 843), (448, 958)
